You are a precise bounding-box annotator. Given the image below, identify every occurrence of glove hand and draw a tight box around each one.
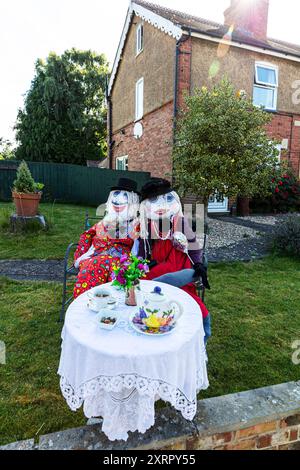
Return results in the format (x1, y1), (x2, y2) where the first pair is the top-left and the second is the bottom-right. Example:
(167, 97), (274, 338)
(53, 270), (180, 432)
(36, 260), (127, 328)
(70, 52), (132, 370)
(149, 260), (158, 269)
(193, 263), (210, 290)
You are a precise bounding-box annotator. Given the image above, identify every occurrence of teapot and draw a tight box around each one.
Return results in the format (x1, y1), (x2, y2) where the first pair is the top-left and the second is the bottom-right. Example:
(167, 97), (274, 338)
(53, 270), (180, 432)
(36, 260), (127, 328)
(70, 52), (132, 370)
(138, 286), (183, 328)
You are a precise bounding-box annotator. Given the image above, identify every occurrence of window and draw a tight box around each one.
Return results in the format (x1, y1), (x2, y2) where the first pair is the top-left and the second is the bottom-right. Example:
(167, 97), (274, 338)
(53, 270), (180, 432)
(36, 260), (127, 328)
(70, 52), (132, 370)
(271, 143), (282, 164)
(253, 62), (278, 111)
(135, 78), (144, 121)
(136, 23), (144, 55)
(116, 155), (128, 171)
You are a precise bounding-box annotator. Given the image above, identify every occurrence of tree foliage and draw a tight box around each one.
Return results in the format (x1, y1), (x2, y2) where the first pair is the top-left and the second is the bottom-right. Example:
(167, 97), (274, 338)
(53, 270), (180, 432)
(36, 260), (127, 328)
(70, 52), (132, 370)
(15, 49), (109, 165)
(0, 138), (15, 160)
(173, 79), (280, 203)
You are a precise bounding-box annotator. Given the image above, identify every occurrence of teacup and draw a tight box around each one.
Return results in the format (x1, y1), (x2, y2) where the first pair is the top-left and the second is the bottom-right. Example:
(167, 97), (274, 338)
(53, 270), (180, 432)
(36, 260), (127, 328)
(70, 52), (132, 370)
(87, 288), (118, 311)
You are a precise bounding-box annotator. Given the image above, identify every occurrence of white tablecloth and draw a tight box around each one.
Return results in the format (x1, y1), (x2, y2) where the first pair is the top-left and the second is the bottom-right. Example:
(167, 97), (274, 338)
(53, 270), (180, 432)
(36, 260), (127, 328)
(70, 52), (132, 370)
(58, 280), (209, 441)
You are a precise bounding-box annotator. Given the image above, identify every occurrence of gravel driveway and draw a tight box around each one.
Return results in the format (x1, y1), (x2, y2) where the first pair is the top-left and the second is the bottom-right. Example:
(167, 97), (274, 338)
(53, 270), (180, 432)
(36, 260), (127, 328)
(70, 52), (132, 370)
(0, 214), (295, 282)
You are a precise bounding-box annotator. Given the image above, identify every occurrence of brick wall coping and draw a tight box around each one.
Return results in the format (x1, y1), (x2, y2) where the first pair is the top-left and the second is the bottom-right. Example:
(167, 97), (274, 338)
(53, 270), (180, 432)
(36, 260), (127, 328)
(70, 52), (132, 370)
(1, 381), (300, 450)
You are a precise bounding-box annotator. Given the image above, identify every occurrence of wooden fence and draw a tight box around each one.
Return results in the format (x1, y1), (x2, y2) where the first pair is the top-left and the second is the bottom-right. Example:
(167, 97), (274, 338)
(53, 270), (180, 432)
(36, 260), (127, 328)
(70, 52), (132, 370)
(0, 161), (150, 206)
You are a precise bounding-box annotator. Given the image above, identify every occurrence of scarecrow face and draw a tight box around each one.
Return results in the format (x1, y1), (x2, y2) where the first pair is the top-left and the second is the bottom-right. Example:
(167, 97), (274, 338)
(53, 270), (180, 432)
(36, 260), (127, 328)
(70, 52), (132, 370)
(107, 190), (129, 216)
(144, 192), (181, 221)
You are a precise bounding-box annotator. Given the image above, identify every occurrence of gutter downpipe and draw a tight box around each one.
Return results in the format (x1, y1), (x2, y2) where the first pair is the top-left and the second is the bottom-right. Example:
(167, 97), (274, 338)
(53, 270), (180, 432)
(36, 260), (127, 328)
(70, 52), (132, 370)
(106, 76), (113, 170)
(173, 39), (180, 142)
(173, 30), (192, 186)
(173, 29), (192, 142)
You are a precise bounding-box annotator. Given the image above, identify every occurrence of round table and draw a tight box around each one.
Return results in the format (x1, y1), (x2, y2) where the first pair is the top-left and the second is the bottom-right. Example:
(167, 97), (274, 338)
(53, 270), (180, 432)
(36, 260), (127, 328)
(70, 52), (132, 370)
(58, 280), (209, 441)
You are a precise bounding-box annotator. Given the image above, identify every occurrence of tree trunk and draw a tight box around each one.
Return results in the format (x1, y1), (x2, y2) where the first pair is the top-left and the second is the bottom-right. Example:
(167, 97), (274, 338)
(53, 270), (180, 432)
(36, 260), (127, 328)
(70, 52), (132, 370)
(237, 197), (250, 217)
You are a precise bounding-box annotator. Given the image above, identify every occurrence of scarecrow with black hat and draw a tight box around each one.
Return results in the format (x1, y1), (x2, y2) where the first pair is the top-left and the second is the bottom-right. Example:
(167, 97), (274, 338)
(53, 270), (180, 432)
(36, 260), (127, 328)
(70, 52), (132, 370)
(138, 178), (211, 344)
(73, 178), (140, 298)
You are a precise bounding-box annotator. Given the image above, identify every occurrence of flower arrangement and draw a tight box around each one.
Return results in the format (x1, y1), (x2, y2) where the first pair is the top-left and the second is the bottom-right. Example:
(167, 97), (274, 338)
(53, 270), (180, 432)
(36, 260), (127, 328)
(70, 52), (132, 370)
(111, 254), (149, 290)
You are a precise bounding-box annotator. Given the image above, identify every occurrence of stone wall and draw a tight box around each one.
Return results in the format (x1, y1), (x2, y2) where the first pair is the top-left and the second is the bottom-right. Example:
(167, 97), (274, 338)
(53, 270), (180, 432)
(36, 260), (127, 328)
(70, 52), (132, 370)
(191, 36), (300, 116)
(111, 15), (175, 133)
(3, 381), (299, 451)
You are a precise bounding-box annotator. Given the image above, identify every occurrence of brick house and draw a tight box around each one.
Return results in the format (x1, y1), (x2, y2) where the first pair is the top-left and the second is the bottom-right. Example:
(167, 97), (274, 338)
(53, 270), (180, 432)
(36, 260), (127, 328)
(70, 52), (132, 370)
(107, 0), (300, 213)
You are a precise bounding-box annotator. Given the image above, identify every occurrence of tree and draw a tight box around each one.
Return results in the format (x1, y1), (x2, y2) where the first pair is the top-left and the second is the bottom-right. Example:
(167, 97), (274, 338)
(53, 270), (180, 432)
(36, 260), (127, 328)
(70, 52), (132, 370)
(173, 79), (280, 216)
(0, 138), (15, 160)
(15, 49), (109, 165)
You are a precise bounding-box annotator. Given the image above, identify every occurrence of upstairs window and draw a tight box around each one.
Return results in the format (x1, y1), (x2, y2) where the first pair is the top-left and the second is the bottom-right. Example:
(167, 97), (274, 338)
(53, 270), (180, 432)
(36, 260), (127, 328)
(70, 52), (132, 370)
(136, 23), (144, 56)
(135, 77), (144, 121)
(253, 62), (278, 111)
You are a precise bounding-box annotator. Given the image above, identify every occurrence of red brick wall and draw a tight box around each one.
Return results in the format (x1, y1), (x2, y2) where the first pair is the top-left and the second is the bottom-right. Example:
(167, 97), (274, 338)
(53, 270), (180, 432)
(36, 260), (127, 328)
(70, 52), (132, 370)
(266, 112), (300, 178)
(160, 416), (300, 451)
(112, 101), (174, 178)
(224, 0), (270, 41)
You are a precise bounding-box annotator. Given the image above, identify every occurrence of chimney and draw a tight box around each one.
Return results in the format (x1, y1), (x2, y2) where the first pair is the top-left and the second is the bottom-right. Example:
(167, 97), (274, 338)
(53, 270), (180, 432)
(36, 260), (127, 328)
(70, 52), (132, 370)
(224, 0), (269, 40)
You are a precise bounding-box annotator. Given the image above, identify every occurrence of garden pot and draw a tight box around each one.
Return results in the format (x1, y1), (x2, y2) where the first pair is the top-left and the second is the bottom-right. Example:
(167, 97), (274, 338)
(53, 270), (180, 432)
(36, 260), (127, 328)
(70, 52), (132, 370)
(12, 191), (42, 217)
(237, 197), (250, 217)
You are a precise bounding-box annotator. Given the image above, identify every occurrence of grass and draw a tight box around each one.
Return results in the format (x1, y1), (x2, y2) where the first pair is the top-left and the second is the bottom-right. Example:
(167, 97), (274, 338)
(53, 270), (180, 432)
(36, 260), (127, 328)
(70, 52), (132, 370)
(0, 202), (96, 260)
(0, 255), (299, 445)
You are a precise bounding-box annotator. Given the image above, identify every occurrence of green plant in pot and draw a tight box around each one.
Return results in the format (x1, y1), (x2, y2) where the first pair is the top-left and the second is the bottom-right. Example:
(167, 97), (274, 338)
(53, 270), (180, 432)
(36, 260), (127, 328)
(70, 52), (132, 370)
(12, 161), (44, 217)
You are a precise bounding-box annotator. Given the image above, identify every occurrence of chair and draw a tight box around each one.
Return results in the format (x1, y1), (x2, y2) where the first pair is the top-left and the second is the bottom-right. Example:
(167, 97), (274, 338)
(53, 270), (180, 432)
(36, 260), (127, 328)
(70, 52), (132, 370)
(194, 229), (208, 302)
(59, 211), (103, 322)
(60, 212), (209, 321)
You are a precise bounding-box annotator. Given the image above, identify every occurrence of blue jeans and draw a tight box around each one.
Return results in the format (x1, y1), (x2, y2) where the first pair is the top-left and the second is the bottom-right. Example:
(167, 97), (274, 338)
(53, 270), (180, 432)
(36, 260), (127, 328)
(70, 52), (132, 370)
(154, 269), (195, 288)
(153, 270), (211, 344)
(203, 314), (211, 345)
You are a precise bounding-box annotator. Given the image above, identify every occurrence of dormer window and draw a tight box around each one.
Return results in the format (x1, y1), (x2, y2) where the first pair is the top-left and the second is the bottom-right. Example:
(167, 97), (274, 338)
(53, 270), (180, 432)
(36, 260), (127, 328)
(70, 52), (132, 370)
(253, 62), (278, 111)
(136, 23), (144, 56)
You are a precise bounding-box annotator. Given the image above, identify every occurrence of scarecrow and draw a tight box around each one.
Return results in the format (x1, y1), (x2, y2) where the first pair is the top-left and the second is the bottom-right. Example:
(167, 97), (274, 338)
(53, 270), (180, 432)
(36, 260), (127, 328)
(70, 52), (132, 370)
(138, 178), (211, 343)
(73, 178), (140, 298)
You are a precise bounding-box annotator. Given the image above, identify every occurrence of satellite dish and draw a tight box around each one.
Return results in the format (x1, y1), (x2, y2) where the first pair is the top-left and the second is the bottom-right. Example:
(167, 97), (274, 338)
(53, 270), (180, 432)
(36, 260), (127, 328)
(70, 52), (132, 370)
(133, 122), (143, 139)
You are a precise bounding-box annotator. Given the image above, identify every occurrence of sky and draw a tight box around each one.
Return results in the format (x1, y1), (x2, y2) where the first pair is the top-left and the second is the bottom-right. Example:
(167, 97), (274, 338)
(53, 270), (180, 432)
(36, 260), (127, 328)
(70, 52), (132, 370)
(1, 0), (300, 142)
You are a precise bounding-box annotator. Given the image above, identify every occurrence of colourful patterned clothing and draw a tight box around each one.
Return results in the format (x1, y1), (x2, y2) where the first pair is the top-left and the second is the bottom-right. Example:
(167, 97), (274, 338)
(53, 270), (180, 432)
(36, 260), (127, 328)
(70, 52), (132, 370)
(73, 222), (135, 298)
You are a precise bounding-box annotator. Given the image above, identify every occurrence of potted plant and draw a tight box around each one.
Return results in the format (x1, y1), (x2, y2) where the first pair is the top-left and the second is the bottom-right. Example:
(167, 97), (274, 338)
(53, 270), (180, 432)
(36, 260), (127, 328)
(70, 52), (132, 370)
(12, 161), (44, 217)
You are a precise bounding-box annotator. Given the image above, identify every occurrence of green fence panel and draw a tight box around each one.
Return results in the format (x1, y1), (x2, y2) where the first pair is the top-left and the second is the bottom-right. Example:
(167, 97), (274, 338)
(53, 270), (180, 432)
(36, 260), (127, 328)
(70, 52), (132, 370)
(0, 161), (150, 206)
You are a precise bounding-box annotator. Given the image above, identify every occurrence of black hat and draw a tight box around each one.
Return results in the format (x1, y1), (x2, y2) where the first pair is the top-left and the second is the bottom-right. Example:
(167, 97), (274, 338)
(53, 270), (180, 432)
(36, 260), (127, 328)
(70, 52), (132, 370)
(141, 178), (173, 202)
(111, 177), (139, 194)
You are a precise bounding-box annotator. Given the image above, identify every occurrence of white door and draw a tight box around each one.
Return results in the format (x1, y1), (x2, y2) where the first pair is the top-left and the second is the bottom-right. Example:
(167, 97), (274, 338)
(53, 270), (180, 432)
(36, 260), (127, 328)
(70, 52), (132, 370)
(208, 193), (229, 213)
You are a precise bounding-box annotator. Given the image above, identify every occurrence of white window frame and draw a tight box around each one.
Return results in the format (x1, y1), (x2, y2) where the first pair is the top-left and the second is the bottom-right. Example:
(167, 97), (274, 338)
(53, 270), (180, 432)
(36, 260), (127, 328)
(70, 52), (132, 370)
(271, 142), (282, 164)
(135, 77), (144, 121)
(136, 23), (144, 56)
(116, 155), (128, 171)
(253, 62), (278, 111)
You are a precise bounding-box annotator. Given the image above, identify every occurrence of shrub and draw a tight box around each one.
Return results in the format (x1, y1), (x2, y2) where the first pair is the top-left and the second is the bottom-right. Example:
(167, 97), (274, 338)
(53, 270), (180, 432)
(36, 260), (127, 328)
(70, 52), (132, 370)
(12, 161), (44, 194)
(272, 215), (300, 258)
(271, 170), (300, 213)
(251, 168), (300, 214)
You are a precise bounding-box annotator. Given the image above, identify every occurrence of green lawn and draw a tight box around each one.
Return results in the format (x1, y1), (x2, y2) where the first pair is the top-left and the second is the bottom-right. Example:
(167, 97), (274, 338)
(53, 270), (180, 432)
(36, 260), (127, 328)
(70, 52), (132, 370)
(0, 202), (96, 259)
(0, 256), (299, 445)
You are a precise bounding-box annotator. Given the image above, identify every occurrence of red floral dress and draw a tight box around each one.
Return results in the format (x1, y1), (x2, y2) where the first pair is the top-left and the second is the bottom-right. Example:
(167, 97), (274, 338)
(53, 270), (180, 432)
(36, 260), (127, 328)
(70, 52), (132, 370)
(73, 223), (134, 298)
(144, 239), (209, 318)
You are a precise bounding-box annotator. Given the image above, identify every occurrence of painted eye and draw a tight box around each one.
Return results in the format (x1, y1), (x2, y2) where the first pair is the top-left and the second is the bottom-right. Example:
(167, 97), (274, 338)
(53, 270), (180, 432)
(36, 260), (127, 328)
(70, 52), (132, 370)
(122, 192), (128, 202)
(166, 194), (175, 203)
(149, 197), (158, 203)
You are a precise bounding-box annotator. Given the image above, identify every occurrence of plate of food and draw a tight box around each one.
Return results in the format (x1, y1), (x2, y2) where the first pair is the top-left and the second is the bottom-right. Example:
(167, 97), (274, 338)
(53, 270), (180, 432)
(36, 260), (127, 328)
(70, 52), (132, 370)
(129, 308), (178, 336)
